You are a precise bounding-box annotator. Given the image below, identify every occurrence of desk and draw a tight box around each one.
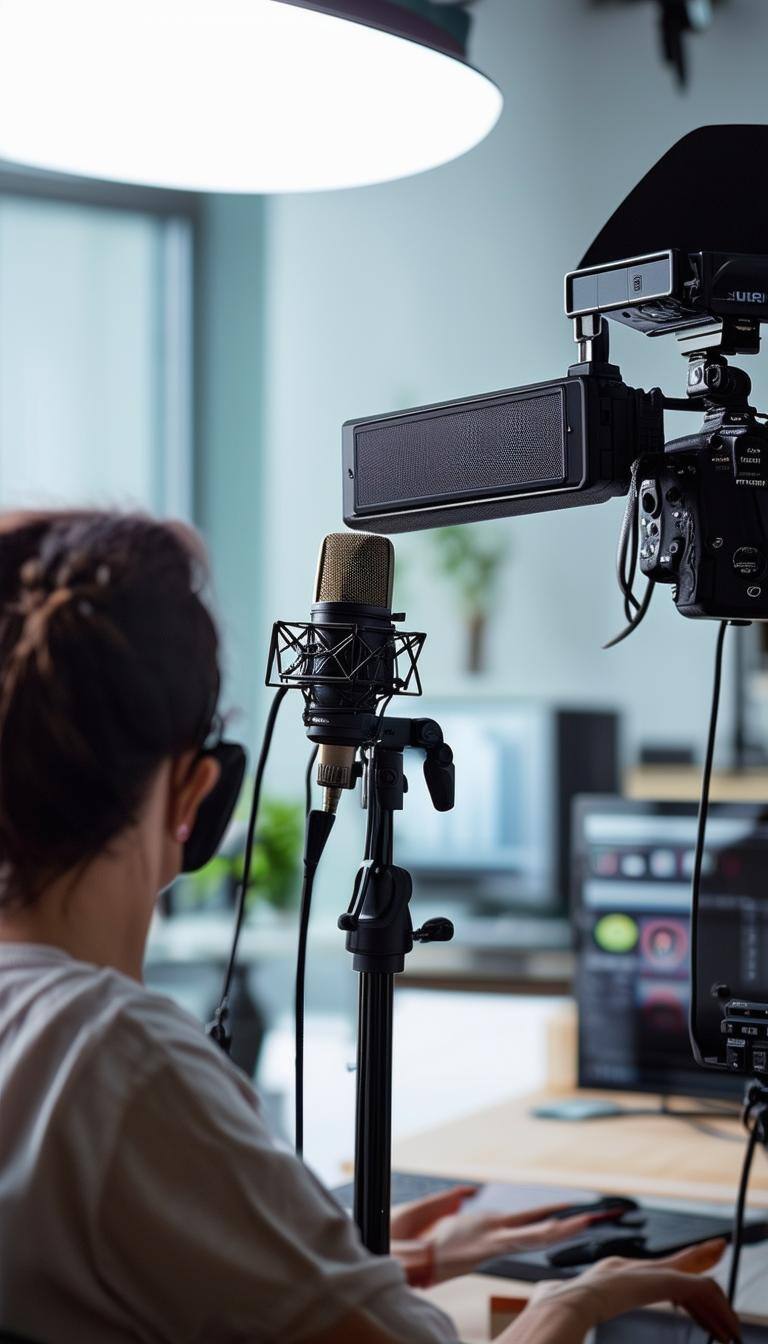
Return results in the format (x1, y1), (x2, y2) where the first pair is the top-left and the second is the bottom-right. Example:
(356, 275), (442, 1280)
(626, 765), (768, 801)
(393, 1089), (768, 1341)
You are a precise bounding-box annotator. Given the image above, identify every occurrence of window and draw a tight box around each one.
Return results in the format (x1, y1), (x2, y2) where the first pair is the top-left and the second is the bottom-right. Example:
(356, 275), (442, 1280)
(0, 187), (193, 516)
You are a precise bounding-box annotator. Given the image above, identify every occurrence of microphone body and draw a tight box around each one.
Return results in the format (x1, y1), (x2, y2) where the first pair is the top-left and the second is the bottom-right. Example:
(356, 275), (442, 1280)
(309, 534), (394, 811)
(308, 599), (394, 801)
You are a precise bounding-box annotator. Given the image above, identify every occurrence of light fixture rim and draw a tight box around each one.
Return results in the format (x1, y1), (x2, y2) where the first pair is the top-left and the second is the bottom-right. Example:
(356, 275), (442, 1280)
(272, 0), (471, 61)
(0, 0), (503, 194)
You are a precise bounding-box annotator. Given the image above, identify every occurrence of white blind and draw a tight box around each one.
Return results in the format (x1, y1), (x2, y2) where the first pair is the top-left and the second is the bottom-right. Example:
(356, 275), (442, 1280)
(0, 194), (192, 515)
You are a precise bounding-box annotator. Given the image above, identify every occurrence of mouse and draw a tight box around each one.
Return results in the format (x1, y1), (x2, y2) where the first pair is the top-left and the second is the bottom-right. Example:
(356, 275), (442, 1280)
(551, 1195), (640, 1221)
(548, 1234), (647, 1268)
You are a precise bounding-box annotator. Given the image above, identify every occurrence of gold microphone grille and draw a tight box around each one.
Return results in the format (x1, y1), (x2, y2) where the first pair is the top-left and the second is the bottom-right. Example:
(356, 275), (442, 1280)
(314, 533), (394, 607)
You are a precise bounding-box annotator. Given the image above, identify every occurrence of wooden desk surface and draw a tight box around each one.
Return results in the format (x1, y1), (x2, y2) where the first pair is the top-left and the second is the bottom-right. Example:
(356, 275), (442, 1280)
(395, 1089), (768, 1340)
(626, 764), (768, 801)
(394, 1087), (763, 1207)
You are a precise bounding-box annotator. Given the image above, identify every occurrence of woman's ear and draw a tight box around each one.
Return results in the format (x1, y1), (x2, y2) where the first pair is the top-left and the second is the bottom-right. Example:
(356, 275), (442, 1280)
(168, 751), (221, 845)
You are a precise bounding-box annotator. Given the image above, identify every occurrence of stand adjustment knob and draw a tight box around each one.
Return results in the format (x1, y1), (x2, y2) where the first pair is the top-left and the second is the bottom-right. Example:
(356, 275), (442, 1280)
(413, 917), (454, 944)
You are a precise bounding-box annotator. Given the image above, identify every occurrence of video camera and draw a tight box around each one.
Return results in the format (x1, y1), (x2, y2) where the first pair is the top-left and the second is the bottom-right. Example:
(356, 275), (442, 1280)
(343, 125), (768, 638)
(343, 124), (768, 1076)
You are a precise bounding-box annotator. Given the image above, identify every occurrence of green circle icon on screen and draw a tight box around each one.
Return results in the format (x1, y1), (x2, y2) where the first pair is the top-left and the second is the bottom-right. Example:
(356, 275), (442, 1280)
(594, 913), (639, 954)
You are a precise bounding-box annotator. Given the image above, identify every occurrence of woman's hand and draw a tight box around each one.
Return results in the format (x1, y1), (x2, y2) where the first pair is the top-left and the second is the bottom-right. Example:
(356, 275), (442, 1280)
(510, 1240), (740, 1344)
(390, 1185), (609, 1286)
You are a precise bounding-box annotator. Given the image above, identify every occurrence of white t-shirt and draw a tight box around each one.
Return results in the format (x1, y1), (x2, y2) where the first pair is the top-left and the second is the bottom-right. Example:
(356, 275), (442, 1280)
(0, 943), (457, 1344)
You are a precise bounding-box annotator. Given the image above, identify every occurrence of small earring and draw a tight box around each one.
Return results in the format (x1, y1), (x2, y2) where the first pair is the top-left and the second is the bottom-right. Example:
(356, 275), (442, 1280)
(176, 822), (191, 843)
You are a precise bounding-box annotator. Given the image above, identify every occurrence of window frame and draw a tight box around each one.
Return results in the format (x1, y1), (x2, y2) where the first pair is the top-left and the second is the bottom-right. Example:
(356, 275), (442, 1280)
(0, 160), (201, 518)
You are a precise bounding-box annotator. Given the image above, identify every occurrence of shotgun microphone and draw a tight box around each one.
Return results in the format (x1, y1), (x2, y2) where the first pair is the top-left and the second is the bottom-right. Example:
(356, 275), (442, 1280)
(309, 532), (395, 812)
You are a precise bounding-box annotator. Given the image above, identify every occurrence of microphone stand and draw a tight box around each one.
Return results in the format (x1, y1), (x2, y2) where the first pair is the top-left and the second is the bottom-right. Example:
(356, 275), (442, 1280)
(338, 717), (455, 1254)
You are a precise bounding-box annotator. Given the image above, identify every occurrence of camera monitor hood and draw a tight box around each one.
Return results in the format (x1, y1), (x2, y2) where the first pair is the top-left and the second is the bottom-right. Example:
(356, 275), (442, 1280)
(580, 125), (768, 267)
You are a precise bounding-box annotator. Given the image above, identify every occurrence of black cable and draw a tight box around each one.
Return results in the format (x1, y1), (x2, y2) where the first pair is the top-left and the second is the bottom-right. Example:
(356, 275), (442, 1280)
(688, 621), (729, 1070)
(207, 685), (289, 1054)
(609, 451), (680, 647)
(603, 576), (656, 649)
(702, 1113), (761, 1344)
(616, 464), (642, 620)
(294, 856), (315, 1159)
(625, 504), (640, 622)
(683, 621), (734, 1344)
(621, 495), (641, 622)
(305, 744), (318, 817)
(294, 799), (336, 1159)
(726, 1117), (760, 1302)
(294, 746), (322, 1159)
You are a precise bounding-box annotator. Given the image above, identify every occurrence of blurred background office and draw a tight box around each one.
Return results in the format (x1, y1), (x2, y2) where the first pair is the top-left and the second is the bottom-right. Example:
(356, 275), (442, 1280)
(4, 0), (768, 1182)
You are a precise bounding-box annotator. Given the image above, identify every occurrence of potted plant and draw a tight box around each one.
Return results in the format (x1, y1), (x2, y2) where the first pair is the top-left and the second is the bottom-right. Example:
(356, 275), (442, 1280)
(429, 524), (509, 674)
(178, 796), (304, 914)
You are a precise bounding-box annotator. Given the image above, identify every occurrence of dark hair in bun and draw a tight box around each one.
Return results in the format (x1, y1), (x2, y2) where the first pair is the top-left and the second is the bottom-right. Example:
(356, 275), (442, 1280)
(0, 510), (220, 906)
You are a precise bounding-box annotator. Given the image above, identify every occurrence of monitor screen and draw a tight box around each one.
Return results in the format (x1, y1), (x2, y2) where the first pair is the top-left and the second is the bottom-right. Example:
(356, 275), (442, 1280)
(396, 699), (618, 915)
(395, 700), (552, 909)
(572, 797), (765, 1100)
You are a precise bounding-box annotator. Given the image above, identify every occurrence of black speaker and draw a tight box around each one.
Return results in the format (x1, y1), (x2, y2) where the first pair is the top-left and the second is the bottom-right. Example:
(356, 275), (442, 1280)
(343, 373), (663, 534)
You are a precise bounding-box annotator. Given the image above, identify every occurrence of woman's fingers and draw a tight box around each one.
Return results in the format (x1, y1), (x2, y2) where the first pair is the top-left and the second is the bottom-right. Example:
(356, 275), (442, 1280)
(494, 1212), (597, 1249)
(495, 1201), (597, 1229)
(650, 1238), (727, 1274)
(671, 1274), (741, 1343)
(390, 1184), (476, 1235)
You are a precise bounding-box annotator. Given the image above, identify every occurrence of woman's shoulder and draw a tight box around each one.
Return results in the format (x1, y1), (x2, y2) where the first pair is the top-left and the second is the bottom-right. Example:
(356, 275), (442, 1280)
(85, 958), (243, 1089)
(0, 941), (241, 1100)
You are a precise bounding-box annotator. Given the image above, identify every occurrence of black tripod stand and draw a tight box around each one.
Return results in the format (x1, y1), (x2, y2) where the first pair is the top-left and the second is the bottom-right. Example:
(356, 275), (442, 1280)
(338, 717), (455, 1254)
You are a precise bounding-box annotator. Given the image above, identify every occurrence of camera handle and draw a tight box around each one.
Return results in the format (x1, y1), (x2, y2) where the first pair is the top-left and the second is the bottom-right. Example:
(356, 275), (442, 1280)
(338, 717), (455, 1255)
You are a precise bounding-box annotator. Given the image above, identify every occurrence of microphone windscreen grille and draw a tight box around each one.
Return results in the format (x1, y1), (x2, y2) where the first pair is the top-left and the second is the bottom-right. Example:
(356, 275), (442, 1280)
(315, 533), (394, 606)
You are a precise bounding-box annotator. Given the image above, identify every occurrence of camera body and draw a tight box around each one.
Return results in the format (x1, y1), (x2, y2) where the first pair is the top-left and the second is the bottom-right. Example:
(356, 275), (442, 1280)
(639, 427), (768, 623)
(636, 355), (768, 621)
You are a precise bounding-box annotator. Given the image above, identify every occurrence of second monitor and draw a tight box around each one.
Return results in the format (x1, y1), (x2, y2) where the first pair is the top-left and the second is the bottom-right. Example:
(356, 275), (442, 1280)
(572, 796), (768, 1102)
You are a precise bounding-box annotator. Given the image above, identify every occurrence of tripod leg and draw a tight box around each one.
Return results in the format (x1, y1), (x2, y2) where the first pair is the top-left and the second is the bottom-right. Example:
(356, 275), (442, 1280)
(354, 970), (394, 1254)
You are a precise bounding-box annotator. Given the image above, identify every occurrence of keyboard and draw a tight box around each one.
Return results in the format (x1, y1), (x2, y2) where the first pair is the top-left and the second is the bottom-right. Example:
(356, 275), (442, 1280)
(333, 1170), (768, 1281)
(333, 1170), (476, 1209)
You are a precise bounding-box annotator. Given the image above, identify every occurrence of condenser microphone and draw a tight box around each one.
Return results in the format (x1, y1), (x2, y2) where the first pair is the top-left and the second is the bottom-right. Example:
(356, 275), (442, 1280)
(310, 532), (395, 812)
(267, 532), (425, 810)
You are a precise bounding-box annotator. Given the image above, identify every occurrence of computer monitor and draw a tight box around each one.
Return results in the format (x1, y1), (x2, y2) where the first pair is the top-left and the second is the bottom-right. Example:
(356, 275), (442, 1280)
(395, 699), (618, 914)
(571, 796), (767, 1101)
